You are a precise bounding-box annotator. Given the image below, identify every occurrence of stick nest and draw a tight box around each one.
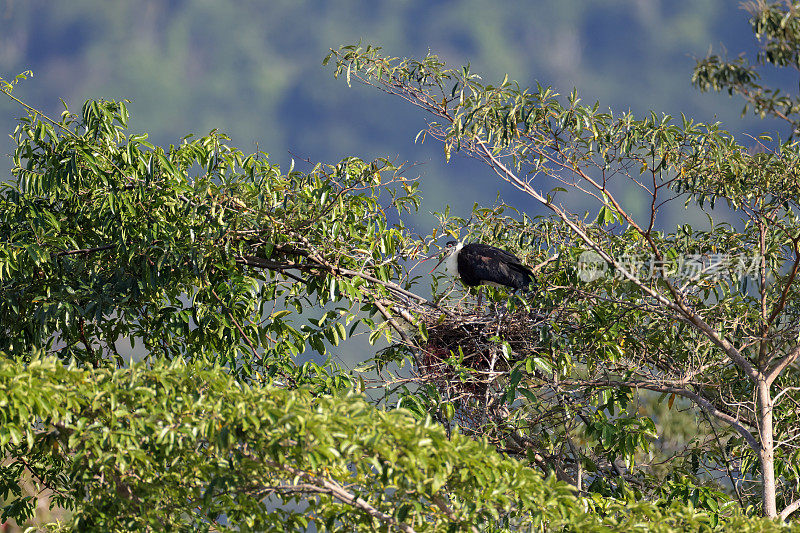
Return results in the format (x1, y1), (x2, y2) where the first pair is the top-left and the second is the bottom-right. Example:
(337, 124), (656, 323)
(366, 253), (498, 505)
(412, 305), (552, 431)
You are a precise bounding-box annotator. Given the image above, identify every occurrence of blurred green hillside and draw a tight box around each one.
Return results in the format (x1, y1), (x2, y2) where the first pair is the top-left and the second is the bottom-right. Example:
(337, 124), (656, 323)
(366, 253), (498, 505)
(0, 0), (780, 223)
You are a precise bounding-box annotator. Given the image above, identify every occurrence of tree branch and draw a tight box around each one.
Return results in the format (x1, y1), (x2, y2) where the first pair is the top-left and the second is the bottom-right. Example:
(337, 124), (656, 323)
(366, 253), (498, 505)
(263, 461), (417, 532)
(567, 378), (760, 452)
(374, 299), (414, 346)
(766, 344), (800, 386)
(766, 238), (800, 327)
(56, 244), (114, 256)
(780, 497), (800, 521)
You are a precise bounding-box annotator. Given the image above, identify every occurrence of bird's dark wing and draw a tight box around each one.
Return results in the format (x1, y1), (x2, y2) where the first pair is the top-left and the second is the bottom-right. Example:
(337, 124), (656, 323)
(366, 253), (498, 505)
(458, 243), (534, 290)
(507, 262), (535, 291)
(461, 243), (523, 264)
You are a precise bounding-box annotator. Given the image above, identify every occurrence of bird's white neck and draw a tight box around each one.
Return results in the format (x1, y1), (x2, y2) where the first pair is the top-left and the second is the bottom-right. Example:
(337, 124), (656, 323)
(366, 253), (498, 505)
(445, 242), (463, 277)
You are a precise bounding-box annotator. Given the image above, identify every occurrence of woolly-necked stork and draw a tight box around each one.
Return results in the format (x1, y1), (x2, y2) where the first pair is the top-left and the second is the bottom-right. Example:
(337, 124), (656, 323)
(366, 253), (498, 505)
(429, 241), (535, 293)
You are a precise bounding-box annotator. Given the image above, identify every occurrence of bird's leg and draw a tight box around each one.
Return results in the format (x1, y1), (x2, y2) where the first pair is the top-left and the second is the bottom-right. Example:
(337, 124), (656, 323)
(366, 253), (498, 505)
(475, 287), (483, 314)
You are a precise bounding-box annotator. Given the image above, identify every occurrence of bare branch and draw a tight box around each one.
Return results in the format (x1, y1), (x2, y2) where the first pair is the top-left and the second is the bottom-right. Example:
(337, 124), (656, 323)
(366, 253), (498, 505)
(766, 344), (800, 386)
(568, 378), (760, 452)
(374, 299), (415, 346)
(263, 461), (417, 532)
(780, 497), (800, 521)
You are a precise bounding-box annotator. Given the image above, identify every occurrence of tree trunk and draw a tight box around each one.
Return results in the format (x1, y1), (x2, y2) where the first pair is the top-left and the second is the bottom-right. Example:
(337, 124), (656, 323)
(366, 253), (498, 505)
(757, 379), (777, 518)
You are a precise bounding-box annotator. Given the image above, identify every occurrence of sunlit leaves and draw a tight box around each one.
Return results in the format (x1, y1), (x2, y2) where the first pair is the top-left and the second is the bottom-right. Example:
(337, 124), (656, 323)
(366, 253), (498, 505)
(0, 354), (619, 531)
(0, 70), (33, 93)
(0, 96), (423, 376)
(692, 1), (800, 135)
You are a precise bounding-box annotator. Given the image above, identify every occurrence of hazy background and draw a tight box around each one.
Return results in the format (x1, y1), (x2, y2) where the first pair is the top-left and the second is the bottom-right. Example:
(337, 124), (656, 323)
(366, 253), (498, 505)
(0, 0), (783, 223)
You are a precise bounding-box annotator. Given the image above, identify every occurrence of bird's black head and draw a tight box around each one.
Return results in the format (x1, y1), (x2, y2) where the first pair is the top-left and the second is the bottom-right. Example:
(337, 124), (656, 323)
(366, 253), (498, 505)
(445, 240), (457, 249)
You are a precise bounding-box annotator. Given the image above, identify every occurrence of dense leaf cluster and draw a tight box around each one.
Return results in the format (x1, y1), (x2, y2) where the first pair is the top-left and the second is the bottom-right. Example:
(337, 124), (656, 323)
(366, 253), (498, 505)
(0, 87), (786, 531)
(0, 94), (421, 380)
(0, 355), (784, 532)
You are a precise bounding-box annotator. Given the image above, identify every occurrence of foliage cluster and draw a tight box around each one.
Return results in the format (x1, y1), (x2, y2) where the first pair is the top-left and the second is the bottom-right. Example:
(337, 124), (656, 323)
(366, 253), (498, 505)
(0, 88), (421, 380)
(1, 354), (786, 531)
(3, 2), (800, 531)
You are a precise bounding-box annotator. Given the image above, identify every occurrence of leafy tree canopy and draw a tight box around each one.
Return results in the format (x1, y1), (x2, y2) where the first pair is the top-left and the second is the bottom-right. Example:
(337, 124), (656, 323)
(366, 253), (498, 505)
(3, 2), (800, 531)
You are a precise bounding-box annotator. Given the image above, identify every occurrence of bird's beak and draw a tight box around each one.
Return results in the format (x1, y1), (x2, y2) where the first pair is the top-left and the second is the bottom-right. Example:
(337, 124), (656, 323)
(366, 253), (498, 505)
(418, 250), (448, 273)
(427, 253), (448, 274)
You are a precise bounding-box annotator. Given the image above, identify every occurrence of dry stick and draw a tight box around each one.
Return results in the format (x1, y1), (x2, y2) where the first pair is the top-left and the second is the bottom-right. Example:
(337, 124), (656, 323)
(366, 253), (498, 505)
(395, 306), (420, 327)
(531, 254), (559, 275)
(374, 299), (414, 346)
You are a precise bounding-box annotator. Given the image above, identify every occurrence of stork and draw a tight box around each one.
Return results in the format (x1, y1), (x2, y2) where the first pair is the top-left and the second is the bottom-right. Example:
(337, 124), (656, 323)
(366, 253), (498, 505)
(429, 241), (535, 301)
